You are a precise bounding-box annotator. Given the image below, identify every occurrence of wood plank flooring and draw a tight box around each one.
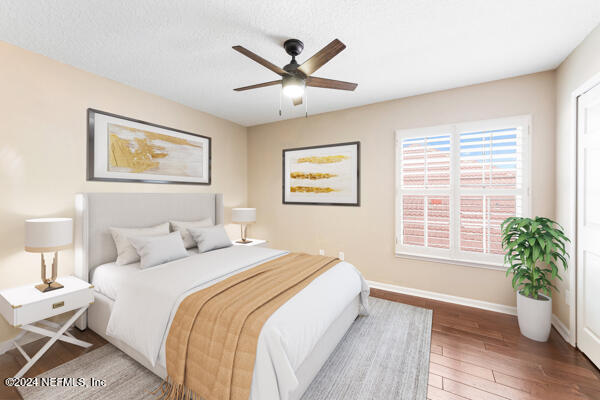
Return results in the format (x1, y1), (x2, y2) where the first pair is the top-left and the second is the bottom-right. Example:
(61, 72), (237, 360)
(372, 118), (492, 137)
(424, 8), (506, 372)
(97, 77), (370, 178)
(0, 289), (598, 399)
(0, 328), (106, 400)
(370, 288), (600, 400)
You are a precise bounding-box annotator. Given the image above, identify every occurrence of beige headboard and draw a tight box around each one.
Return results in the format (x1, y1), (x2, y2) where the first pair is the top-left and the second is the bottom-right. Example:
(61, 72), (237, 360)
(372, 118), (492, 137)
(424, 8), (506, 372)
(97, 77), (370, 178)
(73, 192), (223, 330)
(74, 192), (224, 280)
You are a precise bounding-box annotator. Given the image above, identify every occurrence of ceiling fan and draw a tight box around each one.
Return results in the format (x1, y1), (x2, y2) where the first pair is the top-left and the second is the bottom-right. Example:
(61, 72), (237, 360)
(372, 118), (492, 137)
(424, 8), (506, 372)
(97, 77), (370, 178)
(232, 38), (357, 107)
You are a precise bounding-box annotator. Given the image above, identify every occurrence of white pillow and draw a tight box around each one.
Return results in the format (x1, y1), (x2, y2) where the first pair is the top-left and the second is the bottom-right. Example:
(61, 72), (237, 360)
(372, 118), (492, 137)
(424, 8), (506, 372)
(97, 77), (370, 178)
(128, 231), (188, 269)
(189, 225), (233, 253)
(110, 222), (170, 265)
(170, 218), (213, 249)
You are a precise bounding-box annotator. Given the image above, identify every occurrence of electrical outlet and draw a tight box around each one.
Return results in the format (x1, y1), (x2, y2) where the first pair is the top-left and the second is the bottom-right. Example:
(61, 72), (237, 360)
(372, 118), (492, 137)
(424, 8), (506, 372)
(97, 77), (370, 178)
(319, 249), (325, 256)
(338, 251), (344, 261)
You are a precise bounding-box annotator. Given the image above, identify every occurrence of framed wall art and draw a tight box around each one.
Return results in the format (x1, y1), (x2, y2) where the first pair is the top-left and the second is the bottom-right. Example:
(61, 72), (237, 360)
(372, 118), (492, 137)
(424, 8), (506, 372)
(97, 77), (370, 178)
(282, 141), (360, 206)
(87, 108), (211, 185)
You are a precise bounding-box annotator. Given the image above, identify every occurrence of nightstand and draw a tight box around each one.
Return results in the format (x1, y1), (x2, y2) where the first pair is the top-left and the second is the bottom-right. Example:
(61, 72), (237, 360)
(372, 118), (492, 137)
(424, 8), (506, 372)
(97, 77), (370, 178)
(233, 238), (268, 247)
(0, 276), (94, 378)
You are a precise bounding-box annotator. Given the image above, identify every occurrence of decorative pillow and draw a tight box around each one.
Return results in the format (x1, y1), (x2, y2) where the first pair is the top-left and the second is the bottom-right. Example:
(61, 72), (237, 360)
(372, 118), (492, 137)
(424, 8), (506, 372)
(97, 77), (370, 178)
(110, 222), (170, 265)
(169, 218), (213, 249)
(189, 225), (233, 253)
(128, 231), (188, 269)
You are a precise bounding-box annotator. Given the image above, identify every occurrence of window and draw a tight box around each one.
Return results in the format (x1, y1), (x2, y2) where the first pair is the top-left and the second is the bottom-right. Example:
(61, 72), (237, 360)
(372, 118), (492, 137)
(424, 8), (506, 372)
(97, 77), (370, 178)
(395, 116), (530, 268)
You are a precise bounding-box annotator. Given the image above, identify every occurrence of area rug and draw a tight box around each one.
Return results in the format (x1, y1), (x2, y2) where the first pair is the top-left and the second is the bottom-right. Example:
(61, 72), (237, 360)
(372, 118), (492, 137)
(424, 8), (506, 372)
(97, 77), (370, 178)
(301, 297), (432, 400)
(19, 297), (432, 400)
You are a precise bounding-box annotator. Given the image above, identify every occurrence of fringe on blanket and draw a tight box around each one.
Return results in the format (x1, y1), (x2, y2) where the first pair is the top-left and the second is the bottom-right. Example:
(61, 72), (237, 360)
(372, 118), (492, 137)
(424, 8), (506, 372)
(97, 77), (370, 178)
(153, 376), (200, 400)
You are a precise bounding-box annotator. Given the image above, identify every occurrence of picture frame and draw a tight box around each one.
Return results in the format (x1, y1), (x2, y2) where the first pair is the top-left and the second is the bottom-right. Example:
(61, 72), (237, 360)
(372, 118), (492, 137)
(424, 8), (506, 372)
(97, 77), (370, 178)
(282, 141), (360, 206)
(87, 108), (211, 185)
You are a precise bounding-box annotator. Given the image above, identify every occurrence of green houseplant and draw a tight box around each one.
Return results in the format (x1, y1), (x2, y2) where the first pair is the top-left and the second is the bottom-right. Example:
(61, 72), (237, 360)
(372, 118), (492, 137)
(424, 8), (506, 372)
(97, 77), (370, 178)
(501, 216), (570, 341)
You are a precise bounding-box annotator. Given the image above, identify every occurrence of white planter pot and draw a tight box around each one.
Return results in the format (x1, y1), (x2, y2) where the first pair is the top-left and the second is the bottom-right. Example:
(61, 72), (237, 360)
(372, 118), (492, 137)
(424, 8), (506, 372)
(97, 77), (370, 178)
(516, 291), (552, 342)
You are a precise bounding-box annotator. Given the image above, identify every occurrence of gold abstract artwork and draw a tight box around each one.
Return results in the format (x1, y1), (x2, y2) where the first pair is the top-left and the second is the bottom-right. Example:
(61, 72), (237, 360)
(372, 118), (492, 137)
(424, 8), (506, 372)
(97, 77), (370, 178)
(290, 186), (337, 193)
(289, 154), (347, 195)
(284, 143), (358, 204)
(297, 155), (349, 164)
(289, 172), (338, 180)
(107, 123), (204, 177)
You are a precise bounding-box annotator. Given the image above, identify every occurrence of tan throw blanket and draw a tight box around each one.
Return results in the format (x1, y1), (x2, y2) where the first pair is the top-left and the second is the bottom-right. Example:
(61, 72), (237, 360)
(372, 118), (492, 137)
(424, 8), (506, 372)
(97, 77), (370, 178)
(160, 253), (342, 400)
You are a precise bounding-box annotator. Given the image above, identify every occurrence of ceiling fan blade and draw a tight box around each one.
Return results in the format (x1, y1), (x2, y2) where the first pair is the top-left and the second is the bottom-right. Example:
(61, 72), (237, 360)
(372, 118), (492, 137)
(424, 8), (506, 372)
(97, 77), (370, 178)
(297, 39), (346, 76)
(232, 46), (287, 76)
(233, 80), (282, 91)
(292, 96), (303, 106)
(306, 76), (358, 91)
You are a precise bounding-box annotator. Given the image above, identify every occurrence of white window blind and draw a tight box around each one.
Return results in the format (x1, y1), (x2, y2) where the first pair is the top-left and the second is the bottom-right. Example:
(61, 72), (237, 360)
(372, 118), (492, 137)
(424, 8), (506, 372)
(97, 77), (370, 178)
(395, 116), (530, 268)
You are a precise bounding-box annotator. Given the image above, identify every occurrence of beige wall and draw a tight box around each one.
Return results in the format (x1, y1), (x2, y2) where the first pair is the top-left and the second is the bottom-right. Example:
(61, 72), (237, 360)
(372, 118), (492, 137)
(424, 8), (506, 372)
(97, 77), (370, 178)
(0, 41), (248, 341)
(248, 71), (556, 310)
(554, 24), (600, 331)
(5, 25), (596, 345)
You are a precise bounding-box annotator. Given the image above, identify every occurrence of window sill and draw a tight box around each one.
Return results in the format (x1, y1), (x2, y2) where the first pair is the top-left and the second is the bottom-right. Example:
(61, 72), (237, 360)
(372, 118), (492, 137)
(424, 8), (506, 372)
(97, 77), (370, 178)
(394, 252), (507, 271)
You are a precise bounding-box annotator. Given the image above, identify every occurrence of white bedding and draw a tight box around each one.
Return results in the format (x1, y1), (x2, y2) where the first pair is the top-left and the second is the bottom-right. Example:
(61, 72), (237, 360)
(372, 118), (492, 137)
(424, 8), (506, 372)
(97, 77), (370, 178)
(102, 246), (369, 400)
(92, 248), (200, 300)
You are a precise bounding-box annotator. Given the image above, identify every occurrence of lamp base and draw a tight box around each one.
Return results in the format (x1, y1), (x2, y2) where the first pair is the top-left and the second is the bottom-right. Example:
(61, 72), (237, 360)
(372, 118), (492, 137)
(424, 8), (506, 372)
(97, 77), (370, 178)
(236, 239), (253, 244)
(35, 281), (64, 293)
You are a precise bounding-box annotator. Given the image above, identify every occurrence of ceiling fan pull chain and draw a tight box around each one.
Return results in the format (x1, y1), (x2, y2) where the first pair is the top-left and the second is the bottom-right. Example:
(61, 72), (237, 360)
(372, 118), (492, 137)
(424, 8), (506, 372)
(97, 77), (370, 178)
(279, 89), (282, 117)
(305, 88), (308, 118)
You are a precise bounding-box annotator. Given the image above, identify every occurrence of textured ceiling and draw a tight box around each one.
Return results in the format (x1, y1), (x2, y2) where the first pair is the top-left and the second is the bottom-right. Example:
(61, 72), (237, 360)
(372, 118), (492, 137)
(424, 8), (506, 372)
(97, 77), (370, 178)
(1, 1), (599, 126)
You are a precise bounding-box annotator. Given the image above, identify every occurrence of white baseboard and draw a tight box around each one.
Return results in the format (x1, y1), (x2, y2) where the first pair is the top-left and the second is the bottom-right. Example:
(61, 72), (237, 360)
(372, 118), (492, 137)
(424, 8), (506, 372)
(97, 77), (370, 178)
(551, 314), (572, 345)
(368, 280), (572, 345)
(367, 280), (517, 315)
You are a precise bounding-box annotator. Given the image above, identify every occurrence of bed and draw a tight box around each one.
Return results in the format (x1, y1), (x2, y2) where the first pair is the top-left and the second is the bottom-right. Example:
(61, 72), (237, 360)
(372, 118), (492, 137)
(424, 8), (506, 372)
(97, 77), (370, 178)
(74, 193), (368, 400)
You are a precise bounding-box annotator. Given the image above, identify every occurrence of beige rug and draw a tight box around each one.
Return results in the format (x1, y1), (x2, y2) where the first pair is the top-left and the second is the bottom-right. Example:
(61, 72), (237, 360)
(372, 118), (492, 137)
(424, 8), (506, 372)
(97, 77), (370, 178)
(18, 343), (161, 400)
(19, 298), (432, 400)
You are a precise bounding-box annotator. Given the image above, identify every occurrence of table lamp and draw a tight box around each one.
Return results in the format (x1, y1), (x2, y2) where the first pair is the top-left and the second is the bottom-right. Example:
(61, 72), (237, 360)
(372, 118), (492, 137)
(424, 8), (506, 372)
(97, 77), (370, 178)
(231, 208), (256, 244)
(25, 218), (73, 292)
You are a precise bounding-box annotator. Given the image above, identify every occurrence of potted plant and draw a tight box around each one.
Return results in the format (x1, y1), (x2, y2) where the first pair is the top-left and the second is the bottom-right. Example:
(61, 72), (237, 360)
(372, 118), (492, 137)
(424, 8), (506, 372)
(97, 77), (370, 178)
(501, 216), (570, 342)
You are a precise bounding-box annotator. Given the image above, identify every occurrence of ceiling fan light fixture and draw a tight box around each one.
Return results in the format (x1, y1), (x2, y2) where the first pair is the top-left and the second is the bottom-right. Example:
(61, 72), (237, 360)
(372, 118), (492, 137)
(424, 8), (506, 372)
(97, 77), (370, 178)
(282, 75), (305, 98)
(232, 39), (357, 108)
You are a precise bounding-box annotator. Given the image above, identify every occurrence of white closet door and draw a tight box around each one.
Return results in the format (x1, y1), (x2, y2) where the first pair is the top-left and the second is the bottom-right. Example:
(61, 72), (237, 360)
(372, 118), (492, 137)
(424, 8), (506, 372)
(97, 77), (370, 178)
(577, 82), (600, 368)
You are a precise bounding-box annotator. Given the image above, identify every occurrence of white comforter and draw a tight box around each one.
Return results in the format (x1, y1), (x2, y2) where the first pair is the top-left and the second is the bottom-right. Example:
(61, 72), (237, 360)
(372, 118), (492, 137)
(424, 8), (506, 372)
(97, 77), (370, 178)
(105, 246), (369, 400)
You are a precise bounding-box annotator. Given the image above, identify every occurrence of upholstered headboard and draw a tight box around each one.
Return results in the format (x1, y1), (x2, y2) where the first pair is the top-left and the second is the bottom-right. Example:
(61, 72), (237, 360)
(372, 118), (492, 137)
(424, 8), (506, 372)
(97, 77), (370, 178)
(74, 192), (224, 281)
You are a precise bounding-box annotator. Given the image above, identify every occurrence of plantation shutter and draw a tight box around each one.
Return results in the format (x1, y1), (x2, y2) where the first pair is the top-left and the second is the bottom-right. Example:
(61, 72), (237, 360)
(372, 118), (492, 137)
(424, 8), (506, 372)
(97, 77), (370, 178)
(396, 116), (530, 267)
(399, 134), (451, 250)
(458, 127), (524, 255)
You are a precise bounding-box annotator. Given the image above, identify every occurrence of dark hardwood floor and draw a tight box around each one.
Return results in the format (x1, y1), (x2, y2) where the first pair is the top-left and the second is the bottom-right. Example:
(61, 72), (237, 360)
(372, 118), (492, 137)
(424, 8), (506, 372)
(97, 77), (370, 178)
(1, 290), (598, 400)
(0, 328), (106, 400)
(370, 288), (600, 400)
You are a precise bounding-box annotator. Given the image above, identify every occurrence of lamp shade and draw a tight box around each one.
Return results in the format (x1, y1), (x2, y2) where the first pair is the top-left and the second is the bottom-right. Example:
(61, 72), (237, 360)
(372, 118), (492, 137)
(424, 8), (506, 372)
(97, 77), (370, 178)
(282, 75), (305, 98)
(25, 218), (73, 253)
(231, 208), (256, 224)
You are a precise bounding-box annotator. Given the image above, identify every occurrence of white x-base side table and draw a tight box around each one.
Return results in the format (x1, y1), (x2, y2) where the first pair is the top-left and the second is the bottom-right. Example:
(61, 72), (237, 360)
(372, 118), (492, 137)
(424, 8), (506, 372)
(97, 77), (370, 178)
(0, 276), (94, 378)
